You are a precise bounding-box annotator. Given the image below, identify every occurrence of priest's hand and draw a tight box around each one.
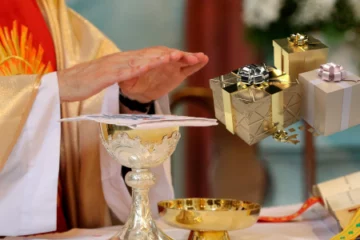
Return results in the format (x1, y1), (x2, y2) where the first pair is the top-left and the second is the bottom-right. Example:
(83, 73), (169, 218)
(57, 46), (208, 103)
(57, 47), (171, 102)
(119, 47), (209, 103)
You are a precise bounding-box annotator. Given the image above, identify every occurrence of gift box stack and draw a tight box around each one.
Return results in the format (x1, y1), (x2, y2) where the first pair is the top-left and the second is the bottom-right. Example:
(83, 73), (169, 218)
(210, 33), (360, 145)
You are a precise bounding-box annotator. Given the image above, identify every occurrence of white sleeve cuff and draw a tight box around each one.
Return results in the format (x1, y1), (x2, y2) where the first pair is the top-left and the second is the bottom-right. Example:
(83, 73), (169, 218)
(100, 84), (132, 223)
(0, 72), (61, 236)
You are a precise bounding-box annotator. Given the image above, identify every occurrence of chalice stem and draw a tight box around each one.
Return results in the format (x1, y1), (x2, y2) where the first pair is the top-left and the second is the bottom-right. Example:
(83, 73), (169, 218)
(117, 169), (173, 240)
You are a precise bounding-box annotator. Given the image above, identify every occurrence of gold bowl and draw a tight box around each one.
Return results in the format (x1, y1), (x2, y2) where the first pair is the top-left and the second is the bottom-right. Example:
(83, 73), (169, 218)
(158, 198), (261, 240)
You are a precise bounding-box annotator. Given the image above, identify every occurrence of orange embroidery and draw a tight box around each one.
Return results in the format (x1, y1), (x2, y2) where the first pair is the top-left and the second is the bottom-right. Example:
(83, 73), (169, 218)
(0, 20), (53, 76)
(258, 197), (323, 222)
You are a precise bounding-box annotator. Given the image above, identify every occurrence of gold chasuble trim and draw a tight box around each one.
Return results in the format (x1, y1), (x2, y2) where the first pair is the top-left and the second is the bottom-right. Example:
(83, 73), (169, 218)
(37, 0), (121, 229)
(0, 0), (124, 230)
(0, 74), (42, 171)
(0, 0), (123, 229)
(0, 19), (54, 171)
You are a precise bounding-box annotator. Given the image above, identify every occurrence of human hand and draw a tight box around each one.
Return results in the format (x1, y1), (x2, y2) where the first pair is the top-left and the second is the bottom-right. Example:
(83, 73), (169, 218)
(119, 47), (209, 103)
(57, 46), (208, 103)
(57, 47), (172, 102)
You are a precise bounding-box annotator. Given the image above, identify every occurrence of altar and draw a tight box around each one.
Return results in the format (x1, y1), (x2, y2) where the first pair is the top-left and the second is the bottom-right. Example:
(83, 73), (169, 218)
(5, 204), (339, 240)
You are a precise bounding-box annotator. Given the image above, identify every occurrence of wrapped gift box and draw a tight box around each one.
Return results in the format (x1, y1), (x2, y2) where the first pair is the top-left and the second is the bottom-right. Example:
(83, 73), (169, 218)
(273, 34), (328, 82)
(299, 63), (360, 136)
(312, 171), (360, 230)
(210, 65), (302, 145)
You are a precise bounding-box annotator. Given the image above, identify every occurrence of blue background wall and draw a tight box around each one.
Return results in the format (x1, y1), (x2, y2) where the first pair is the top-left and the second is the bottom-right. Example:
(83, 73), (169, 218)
(67, 0), (185, 50)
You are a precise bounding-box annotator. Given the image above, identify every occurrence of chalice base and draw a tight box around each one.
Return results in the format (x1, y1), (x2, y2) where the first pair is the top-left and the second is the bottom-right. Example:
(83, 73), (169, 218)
(111, 220), (172, 240)
(188, 230), (230, 240)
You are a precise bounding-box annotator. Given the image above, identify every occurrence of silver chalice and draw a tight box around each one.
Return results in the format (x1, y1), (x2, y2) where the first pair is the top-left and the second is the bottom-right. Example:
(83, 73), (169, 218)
(99, 123), (181, 240)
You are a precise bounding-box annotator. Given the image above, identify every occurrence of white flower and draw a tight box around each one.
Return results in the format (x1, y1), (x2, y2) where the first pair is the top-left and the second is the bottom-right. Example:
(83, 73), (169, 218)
(243, 0), (284, 29)
(292, 0), (337, 25)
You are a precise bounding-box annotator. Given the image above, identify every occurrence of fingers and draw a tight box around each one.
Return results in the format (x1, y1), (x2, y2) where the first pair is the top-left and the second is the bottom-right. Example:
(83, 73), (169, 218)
(128, 55), (170, 70)
(131, 46), (172, 60)
(179, 54), (199, 65)
(116, 55), (170, 81)
(166, 47), (207, 65)
(169, 50), (184, 61)
(122, 51), (208, 81)
(177, 52), (208, 67)
(106, 46), (208, 85)
(106, 48), (170, 81)
(180, 55), (209, 77)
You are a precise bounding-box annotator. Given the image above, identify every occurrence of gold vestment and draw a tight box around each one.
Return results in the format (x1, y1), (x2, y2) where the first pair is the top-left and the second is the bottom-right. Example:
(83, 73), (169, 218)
(0, 0), (121, 229)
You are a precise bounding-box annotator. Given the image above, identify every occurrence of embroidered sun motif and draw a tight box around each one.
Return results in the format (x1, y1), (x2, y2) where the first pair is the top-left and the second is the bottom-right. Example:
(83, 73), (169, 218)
(0, 20), (54, 76)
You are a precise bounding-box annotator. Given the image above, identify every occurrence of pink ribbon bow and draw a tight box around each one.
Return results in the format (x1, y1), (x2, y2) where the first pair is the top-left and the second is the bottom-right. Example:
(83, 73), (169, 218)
(317, 62), (347, 82)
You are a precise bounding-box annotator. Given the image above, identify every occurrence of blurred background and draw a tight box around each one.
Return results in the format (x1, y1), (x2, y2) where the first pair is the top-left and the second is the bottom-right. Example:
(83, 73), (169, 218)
(67, 0), (360, 207)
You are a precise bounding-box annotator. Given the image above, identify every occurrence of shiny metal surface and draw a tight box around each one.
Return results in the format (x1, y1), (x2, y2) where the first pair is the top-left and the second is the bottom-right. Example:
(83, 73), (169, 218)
(158, 198), (261, 240)
(100, 124), (181, 240)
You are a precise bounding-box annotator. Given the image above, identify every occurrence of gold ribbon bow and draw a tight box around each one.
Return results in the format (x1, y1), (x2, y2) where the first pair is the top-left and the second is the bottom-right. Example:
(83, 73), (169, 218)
(264, 122), (300, 145)
(287, 33), (308, 46)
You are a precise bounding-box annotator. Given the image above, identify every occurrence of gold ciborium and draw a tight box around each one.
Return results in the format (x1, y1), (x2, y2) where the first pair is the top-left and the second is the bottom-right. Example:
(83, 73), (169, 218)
(100, 124), (181, 240)
(158, 198), (261, 240)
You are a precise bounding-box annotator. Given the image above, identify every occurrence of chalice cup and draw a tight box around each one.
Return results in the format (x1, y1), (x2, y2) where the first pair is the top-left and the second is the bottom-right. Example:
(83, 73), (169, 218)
(100, 124), (181, 240)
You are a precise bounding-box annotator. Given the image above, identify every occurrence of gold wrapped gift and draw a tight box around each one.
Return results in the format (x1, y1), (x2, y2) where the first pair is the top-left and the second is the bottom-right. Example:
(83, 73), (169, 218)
(299, 63), (360, 136)
(210, 64), (302, 145)
(273, 33), (328, 82)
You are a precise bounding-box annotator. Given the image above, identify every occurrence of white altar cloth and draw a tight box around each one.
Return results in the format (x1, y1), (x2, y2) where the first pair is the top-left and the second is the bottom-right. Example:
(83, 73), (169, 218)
(5, 204), (340, 240)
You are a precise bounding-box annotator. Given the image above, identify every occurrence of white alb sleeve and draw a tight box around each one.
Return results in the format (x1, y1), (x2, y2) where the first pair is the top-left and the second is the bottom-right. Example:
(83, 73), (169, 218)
(0, 72), (61, 236)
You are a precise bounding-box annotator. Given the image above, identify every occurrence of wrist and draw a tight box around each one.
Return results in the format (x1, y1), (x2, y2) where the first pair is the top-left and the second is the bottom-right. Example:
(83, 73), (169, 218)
(119, 90), (151, 104)
(119, 90), (154, 113)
